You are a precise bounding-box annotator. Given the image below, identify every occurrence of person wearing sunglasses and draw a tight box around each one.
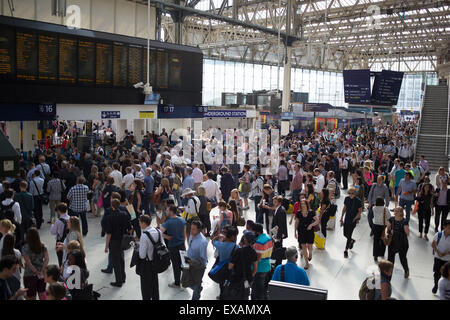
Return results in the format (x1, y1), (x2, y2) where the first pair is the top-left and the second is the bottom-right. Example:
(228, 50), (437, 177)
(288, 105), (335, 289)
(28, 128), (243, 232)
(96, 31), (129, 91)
(340, 187), (363, 258)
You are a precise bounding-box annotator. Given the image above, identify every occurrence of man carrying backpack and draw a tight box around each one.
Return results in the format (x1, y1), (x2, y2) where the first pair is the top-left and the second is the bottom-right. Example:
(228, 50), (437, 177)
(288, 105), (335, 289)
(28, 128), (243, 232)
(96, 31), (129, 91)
(13, 181), (34, 245)
(50, 203), (70, 267)
(0, 189), (21, 250)
(431, 220), (450, 294)
(138, 214), (164, 300)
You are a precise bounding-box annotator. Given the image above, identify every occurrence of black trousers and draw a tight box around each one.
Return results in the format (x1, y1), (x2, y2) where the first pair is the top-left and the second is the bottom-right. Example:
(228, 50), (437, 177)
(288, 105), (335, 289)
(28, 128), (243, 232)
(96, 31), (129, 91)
(320, 213), (330, 238)
(109, 239), (126, 283)
(277, 180), (288, 197)
(372, 225), (386, 258)
(343, 222), (356, 250)
(131, 216), (141, 238)
(418, 207), (431, 234)
(388, 242), (409, 273)
(335, 170), (341, 184)
(433, 258), (446, 289)
(169, 244), (185, 286)
(140, 264), (159, 300)
(199, 214), (211, 234)
(33, 197), (43, 228)
(434, 205), (449, 232)
(56, 240), (64, 267)
(342, 169), (349, 189)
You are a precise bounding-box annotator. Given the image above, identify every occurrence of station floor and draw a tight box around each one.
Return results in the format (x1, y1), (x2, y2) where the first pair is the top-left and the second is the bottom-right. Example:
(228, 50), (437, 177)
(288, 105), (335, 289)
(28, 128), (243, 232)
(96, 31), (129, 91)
(36, 186), (440, 300)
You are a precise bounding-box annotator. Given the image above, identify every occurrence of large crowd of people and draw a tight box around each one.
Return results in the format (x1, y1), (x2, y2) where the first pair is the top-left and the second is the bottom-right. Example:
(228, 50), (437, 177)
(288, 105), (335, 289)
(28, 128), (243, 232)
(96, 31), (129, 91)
(0, 119), (449, 301)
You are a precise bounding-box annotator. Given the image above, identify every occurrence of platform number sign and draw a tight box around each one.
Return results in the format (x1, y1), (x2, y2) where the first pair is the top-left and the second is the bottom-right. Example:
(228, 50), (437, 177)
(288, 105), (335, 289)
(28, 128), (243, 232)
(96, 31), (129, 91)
(38, 104), (56, 118)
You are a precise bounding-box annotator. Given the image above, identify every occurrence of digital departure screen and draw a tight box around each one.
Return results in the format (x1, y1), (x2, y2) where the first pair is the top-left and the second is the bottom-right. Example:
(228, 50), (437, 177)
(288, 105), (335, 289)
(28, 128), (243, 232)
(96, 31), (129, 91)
(113, 42), (128, 87)
(78, 39), (95, 85)
(371, 70), (404, 106)
(96, 42), (113, 85)
(169, 52), (182, 89)
(0, 27), (15, 80)
(128, 44), (142, 87)
(59, 37), (77, 83)
(343, 69), (371, 104)
(38, 34), (57, 81)
(16, 30), (37, 81)
(156, 50), (168, 89)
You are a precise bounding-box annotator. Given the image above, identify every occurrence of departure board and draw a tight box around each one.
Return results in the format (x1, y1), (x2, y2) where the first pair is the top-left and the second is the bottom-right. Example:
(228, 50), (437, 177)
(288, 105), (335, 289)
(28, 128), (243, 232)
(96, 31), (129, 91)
(169, 52), (182, 89)
(156, 50), (168, 89)
(59, 37), (77, 83)
(371, 70), (404, 106)
(113, 43), (128, 87)
(343, 69), (371, 104)
(128, 44), (142, 87)
(96, 42), (112, 85)
(16, 31), (37, 81)
(0, 27), (15, 80)
(78, 39), (95, 85)
(38, 34), (57, 81)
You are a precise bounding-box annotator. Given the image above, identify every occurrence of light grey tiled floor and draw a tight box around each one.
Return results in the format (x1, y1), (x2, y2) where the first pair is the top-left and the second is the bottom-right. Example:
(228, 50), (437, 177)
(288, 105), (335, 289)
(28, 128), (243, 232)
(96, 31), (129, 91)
(35, 184), (441, 300)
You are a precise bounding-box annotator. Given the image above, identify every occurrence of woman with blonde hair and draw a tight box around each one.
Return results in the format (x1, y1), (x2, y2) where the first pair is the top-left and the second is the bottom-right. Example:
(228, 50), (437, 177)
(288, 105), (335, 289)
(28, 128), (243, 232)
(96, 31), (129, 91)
(0, 219), (16, 256)
(56, 216), (85, 264)
(154, 177), (172, 226)
(230, 188), (244, 219)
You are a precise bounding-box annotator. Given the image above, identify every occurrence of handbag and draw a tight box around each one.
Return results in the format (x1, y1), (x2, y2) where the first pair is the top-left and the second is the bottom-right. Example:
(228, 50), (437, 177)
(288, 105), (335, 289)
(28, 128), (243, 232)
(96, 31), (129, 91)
(121, 233), (135, 251)
(32, 179), (49, 205)
(236, 214), (246, 227)
(382, 216), (393, 247)
(206, 201), (212, 211)
(412, 201), (419, 215)
(152, 192), (161, 205)
(208, 245), (236, 284)
(96, 192), (103, 208)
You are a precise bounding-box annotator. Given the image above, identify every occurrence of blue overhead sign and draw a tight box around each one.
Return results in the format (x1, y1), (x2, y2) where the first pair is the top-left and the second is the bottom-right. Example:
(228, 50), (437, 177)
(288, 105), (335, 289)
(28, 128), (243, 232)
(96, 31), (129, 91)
(203, 109), (247, 118)
(101, 111), (120, 119)
(281, 112), (294, 120)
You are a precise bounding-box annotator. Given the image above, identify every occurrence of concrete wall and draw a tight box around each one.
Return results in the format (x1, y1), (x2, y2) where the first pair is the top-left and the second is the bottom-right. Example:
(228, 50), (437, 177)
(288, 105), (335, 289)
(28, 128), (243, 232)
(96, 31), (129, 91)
(56, 104), (157, 121)
(1, 0), (156, 39)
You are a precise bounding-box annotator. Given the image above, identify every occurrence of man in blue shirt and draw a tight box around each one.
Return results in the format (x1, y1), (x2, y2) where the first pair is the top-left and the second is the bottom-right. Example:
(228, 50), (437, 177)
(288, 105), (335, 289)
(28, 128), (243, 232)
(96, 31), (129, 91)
(272, 246), (310, 286)
(182, 168), (195, 206)
(143, 168), (155, 215)
(160, 205), (186, 289)
(187, 220), (208, 300)
(397, 172), (417, 223)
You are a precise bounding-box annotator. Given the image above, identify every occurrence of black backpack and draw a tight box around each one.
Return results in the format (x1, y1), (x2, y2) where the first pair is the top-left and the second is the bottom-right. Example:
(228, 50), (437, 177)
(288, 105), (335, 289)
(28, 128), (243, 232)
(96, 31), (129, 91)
(0, 202), (16, 223)
(57, 218), (69, 242)
(144, 229), (171, 273)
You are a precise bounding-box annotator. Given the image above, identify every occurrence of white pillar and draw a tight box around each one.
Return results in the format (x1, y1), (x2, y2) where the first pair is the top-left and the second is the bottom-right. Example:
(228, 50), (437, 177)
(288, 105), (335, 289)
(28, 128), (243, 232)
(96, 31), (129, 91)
(133, 119), (145, 144)
(22, 121), (38, 152)
(117, 119), (128, 141)
(282, 46), (292, 112)
(6, 121), (20, 150)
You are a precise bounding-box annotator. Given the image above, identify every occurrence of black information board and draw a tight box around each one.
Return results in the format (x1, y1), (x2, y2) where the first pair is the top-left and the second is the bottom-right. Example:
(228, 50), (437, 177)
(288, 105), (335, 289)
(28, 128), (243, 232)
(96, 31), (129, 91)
(78, 39), (95, 85)
(96, 42), (112, 85)
(59, 37), (77, 83)
(0, 27), (15, 80)
(38, 34), (57, 82)
(142, 48), (157, 87)
(16, 30), (37, 81)
(169, 52), (182, 89)
(128, 44), (142, 87)
(156, 50), (168, 89)
(371, 70), (404, 106)
(343, 69), (371, 104)
(113, 42), (128, 87)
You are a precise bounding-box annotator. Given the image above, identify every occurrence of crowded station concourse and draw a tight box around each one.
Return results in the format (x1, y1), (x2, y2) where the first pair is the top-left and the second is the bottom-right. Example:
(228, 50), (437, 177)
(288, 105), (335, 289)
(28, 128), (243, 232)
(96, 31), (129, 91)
(0, 119), (449, 301)
(1, 0), (450, 304)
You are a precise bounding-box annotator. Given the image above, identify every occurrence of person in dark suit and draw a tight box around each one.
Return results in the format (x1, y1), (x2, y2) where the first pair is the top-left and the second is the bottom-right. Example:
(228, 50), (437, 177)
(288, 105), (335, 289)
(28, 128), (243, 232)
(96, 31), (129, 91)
(220, 167), (235, 203)
(272, 196), (288, 243)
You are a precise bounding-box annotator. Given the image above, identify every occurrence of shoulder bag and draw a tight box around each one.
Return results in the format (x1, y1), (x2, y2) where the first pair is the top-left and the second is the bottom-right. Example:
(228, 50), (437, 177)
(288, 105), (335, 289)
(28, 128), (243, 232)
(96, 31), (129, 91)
(383, 216), (394, 246)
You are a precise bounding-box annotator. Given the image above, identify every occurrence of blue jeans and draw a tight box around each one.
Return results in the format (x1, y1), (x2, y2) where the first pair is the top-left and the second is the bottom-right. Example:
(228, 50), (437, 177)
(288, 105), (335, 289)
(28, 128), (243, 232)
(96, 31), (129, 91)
(292, 188), (302, 203)
(173, 189), (182, 207)
(190, 268), (205, 300)
(251, 272), (268, 300)
(399, 198), (414, 223)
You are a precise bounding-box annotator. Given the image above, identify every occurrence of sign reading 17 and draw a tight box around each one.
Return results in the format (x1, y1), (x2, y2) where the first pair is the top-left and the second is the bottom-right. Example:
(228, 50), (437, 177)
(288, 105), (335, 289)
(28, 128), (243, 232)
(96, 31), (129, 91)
(163, 106), (175, 113)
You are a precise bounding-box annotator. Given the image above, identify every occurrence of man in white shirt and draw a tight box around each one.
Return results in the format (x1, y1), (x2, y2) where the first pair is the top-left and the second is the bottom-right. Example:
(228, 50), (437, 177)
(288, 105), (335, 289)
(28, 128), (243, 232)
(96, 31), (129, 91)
(138, 214), (163, 300)
(50, 202), (70, 266)
(122, 167), (135, 197)
(110, 163), (123, 189)
(200, 172), (220, 202)
(313, 169), (325, 194)
(183, 189), (200, 218)
(432, 220), (450, 294)
(29, 170), (45, 229)
(192, 162), (203, 192)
